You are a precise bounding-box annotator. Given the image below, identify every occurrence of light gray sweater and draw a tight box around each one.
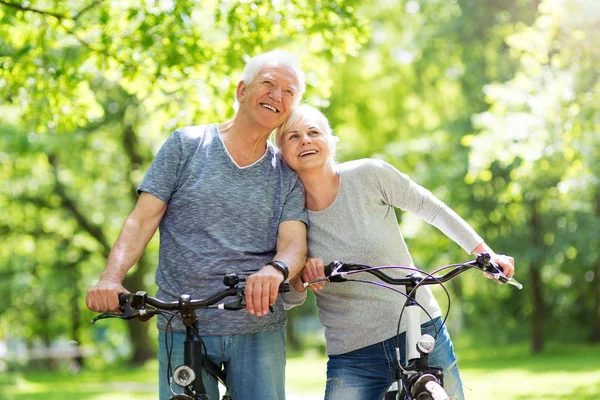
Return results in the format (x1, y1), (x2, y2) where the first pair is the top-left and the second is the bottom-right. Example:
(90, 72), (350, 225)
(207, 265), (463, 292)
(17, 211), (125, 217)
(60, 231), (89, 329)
(284, 159), (483, 355)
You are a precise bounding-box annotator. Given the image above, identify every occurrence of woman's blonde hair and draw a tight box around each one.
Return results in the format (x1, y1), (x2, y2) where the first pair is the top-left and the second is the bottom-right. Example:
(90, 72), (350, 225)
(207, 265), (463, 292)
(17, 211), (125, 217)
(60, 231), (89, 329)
(275, 104), (339, 154)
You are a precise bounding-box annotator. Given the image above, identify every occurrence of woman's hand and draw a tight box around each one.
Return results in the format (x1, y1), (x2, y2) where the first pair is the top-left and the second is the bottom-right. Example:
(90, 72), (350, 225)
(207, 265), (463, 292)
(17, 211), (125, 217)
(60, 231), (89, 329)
(472, 242), (515, 279)
(489, 253), (515, 278)
(290, 257), (328, 292)
(302, 257), (327, 291)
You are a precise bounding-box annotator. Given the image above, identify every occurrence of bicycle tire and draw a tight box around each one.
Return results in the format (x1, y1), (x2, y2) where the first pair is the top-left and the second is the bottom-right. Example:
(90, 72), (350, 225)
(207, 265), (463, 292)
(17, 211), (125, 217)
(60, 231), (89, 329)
(413, 381), (449, 400)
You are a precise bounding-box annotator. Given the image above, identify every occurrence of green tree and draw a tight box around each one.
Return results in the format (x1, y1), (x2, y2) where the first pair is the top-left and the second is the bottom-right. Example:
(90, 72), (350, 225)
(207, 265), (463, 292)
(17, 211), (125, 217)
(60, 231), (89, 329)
(468, 0), (600, 352)
(0, 0), (368, 365)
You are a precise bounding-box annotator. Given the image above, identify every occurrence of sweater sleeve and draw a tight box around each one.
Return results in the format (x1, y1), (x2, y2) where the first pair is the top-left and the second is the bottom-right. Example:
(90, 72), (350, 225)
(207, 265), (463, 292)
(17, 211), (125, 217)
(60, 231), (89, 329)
(371, 159), (483, 253)
(282, 285), (307, 310)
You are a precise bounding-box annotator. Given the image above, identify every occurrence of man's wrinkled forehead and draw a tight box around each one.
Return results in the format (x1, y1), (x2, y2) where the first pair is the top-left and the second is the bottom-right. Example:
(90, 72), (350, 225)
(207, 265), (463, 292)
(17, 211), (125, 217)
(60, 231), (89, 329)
(255, 63), (300, 90)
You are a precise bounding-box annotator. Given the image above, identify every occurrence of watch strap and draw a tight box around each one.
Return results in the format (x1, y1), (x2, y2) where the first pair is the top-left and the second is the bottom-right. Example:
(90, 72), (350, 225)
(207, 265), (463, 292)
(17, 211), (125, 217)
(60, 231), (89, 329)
(265, 260), (289, 281)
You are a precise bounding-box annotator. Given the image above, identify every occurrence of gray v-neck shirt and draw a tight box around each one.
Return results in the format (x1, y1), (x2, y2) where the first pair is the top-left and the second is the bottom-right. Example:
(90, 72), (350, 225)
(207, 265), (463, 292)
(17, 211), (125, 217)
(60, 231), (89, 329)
(284, 159), (482, 355)
(138, 124), (308, 334)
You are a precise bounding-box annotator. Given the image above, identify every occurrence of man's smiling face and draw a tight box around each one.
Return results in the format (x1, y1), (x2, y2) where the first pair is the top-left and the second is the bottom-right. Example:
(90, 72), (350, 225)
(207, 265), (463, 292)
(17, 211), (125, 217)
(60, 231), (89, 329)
(237, 62), (299, 130)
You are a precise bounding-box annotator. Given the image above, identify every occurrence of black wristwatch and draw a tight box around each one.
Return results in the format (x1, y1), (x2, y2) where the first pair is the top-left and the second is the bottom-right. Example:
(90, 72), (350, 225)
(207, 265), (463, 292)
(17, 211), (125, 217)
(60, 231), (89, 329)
(265, 260), (289, 281)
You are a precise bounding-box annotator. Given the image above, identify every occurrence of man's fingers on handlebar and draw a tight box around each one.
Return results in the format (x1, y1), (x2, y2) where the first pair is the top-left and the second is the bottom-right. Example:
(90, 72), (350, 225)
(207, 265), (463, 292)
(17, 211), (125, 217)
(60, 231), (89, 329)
(86, 281), (129, 313)
(246, 266), (283, 317)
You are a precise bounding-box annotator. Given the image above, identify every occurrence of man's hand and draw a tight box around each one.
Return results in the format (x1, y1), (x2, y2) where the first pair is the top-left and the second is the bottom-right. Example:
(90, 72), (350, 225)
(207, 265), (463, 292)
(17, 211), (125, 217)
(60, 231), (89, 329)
(86, 280), (129, 312)
(245, 265), (284, 317)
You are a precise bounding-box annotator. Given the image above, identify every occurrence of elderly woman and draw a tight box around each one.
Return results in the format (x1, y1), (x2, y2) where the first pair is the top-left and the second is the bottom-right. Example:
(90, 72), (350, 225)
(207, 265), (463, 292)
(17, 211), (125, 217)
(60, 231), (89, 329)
(276, 105), (515, 400)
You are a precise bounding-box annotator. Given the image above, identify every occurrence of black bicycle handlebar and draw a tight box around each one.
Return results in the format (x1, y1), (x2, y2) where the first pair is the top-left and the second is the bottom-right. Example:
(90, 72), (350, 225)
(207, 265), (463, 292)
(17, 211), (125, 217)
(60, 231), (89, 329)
(319, 253), (523, 289)
(91, 273), (290, 324)
(118, 281), (290, 310)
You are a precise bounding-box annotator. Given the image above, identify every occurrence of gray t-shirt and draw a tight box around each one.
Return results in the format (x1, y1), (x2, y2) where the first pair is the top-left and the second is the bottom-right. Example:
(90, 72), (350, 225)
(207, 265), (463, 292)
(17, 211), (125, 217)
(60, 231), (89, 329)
(138, 124), (308, 334)
(284, 159), (482, 355)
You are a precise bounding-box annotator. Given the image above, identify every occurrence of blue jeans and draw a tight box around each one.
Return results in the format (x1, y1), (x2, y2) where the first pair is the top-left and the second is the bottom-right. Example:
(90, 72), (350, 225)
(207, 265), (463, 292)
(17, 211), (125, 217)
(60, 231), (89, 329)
(158, 328), (286, 400)
(324, 317), (464, 400)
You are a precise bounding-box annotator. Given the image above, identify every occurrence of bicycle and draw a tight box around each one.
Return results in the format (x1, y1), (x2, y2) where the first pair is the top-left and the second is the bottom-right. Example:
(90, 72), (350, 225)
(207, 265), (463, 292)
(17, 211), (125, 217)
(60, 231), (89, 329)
(304, 252), (523, 400)
(91, 273), (290, 400)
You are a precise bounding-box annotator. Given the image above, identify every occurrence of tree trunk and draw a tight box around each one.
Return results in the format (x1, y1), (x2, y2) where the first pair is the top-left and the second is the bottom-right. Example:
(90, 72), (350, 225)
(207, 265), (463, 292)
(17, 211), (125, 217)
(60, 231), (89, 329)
(286, 312), (301, 352)
(529, 200), (545, 354)
(123, 255), (155, 365)
(592, 192), (600, 341)
(592, 260), (600, 342)
(69, 260), (84, 368)
(119, 120), (155, 365)
(529, 265), (544, 353)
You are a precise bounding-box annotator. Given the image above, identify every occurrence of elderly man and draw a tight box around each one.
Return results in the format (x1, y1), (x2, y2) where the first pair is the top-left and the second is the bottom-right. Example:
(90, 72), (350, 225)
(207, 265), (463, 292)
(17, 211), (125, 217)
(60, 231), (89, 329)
(86, 50), (308, 400)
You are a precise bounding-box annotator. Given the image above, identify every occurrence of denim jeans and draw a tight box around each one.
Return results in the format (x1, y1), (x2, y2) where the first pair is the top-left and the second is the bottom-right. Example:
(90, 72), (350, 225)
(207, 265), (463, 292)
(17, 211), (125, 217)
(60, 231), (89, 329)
(324, 317), (464, 400)
(158, 328), (286, 400)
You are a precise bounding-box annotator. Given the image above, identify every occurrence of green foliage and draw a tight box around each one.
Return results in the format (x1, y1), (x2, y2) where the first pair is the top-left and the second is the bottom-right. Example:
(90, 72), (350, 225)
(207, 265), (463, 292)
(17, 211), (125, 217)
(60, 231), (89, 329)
(467, 0), (600, 342)
(318, 0), (599, 347)
(1, 0), (598, 367)
(0, 0), (368, 362)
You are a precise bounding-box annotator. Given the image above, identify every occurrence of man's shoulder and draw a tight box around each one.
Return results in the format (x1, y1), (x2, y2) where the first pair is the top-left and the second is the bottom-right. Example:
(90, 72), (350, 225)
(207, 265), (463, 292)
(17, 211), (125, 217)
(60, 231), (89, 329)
(175, 124), (218, 142)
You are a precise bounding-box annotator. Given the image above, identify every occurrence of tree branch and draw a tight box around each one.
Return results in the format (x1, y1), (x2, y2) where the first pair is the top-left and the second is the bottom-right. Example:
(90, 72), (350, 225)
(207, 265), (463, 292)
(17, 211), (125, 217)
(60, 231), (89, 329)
(0, 0), (107, 21)
(73, 0), (106, 21)
(0, 0), (67, 21)
(2, 0), (135, 70)
(122, 123), (145, 200)
(47, 153), (112, 258)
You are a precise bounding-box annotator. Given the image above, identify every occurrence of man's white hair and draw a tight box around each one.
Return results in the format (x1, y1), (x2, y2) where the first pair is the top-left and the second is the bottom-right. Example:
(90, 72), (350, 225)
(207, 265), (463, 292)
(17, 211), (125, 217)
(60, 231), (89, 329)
(235, 50), (306, 108)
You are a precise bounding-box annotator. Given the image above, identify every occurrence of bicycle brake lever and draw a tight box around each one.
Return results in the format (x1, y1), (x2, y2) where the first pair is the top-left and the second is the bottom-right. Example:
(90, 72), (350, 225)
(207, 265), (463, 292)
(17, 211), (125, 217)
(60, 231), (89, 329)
(220, 299), (246, 310)
(219, 299), (274, 313)
(91, 312), (129, 324)
(503, 277), (524, 289)
(486, 269), (524, 290)
(476, 253), (523, 290)
(302, 277), (329, 288)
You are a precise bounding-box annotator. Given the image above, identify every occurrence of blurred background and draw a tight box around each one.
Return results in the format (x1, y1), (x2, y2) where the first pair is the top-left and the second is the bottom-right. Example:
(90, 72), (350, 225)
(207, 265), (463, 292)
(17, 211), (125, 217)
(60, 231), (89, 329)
(1, 0), (599, 399)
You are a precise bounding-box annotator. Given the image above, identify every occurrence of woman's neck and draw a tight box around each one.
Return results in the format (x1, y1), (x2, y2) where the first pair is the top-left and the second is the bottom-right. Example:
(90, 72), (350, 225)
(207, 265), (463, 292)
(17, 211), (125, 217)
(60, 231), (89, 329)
(297, 163), (340, 211)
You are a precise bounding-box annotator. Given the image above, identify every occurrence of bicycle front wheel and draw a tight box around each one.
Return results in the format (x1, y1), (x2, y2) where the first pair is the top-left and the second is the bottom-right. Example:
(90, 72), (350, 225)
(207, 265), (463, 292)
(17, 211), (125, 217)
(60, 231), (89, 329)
(413, 380), (449, 400)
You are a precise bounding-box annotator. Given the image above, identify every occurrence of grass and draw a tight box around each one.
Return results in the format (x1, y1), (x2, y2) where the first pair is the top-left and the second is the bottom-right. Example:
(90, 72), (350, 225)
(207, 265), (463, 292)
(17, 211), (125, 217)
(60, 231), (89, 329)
(457, 342), (600, 400)
(1, 343), (599, 399)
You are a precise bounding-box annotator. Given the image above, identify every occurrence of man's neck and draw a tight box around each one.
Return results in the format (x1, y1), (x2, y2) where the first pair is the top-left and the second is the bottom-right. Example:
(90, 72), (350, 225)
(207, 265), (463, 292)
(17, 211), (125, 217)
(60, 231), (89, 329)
(218, 116), (272, 167)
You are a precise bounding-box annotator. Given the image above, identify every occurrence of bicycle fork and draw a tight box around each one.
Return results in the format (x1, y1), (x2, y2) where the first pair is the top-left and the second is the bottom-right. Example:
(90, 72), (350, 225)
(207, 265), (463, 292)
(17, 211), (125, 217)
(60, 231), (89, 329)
(389, 283), (445, 400)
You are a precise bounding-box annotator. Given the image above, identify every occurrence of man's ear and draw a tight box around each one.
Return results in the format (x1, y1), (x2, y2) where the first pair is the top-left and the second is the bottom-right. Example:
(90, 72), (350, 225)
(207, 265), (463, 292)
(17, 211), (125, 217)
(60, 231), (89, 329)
(236, 81), (246, 103)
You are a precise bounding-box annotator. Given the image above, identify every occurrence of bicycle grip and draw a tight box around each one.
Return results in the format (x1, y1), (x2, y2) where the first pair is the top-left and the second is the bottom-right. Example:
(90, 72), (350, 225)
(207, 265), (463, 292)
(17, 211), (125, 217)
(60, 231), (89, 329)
(278, 281), (291, 293)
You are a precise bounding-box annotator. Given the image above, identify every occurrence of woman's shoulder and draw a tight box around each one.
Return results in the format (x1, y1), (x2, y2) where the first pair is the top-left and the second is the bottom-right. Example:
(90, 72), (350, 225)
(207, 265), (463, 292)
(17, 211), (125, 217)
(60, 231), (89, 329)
(340, 159), (411, 193)
(340, 158), (399, 176)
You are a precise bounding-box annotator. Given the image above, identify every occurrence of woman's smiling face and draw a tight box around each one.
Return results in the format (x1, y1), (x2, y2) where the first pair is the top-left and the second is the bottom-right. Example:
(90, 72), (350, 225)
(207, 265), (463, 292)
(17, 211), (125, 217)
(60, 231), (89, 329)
(279, 110), (334, 173)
